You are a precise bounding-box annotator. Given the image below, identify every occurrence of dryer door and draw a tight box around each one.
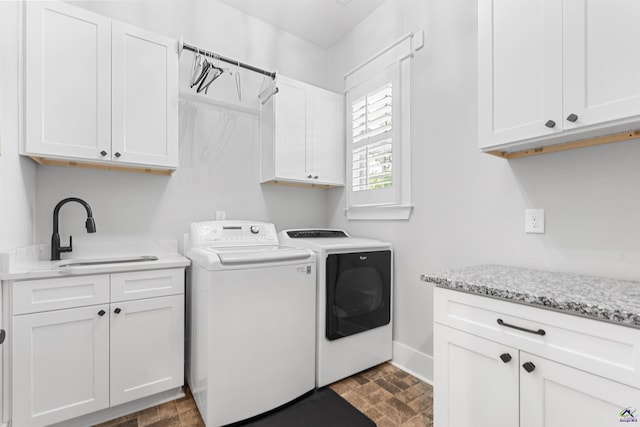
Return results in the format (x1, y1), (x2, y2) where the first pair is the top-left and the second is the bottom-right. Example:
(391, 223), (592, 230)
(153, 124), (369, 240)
(325, 250), (391, 341)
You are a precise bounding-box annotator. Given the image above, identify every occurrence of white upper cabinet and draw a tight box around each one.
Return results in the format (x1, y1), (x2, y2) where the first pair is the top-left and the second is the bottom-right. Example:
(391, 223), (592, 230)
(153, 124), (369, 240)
(24, 1), (179, 171)
(562, 0), (640, 130)
(111, 21), (178, 168)
(271, 78), (308, 181)
(261, 75), (344, 187)
(309, 89), (345, 185)
(479, 0), (640, 152)
(25, 2), (112, 160)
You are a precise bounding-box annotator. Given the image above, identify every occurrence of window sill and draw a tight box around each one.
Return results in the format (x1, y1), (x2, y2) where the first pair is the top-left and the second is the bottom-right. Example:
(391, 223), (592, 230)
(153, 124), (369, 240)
(345, 205), (413, 221)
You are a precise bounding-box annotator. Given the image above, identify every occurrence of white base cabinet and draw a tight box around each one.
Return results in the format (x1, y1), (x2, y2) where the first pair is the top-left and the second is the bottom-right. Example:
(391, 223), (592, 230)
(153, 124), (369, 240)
(521, 352), (640, 427)
(10, 269), (184, 427)
(434, 325), (518, 427)
(12, 305), (110, 427)
(110, 295), (184, 406)
(260, 75), (344, 187)
(24, 1), (179, 171)
(434, 287), (640, 427)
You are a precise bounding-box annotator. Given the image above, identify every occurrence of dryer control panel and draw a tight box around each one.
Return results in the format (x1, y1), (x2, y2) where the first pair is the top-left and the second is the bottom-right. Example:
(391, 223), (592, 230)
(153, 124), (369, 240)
(189, 221), (278, 248)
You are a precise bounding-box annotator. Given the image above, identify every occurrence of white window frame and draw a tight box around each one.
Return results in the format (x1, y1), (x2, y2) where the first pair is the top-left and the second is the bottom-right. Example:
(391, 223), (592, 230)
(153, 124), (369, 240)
(344, 32), (423, 220)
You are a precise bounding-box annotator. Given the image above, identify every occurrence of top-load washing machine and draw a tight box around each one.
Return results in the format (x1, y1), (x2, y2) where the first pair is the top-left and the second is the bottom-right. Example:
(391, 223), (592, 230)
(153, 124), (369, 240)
(187, 221), (316, 426)
(279, 229), (392, 387)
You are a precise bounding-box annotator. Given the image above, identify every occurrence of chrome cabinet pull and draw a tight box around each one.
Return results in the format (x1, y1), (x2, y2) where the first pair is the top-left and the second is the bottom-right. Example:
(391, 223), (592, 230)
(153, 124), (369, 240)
(497, 318), (546, 336)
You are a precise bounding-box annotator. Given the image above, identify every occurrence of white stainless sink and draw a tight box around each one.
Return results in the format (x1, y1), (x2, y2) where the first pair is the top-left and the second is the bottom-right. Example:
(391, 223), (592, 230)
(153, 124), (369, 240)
(57, 255), (159, 268)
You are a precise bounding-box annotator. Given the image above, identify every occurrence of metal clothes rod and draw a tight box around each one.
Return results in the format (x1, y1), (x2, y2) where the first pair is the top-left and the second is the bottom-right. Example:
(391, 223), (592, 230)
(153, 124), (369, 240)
(180, 40), (276, 80)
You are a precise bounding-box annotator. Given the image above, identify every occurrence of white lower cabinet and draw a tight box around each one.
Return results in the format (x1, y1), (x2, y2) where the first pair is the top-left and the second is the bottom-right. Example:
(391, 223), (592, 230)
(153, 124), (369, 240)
(520, 352), (640, 427)
(110, 295), (184, 406)
(12, 305), (110, 427)
(11, 269), (184, 427)
(434, 287), (640, 427)
(434, 325), (518, 427)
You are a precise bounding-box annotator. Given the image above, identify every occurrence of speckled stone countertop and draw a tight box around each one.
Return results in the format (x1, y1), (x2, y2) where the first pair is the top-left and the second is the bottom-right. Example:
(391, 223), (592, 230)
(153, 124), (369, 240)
(421, 264), (640, 328)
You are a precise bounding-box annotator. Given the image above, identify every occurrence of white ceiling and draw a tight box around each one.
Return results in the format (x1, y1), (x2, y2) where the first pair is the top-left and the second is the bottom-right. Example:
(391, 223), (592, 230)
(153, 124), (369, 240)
(217, 0), (387, 48)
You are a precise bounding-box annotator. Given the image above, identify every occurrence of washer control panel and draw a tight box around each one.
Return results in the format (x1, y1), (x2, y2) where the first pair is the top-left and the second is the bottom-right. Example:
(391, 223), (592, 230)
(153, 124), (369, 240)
(190, 221), (278, 247)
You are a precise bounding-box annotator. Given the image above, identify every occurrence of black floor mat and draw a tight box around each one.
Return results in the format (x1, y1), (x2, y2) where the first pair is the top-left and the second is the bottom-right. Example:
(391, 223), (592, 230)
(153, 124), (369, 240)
(237, 388), (376, 427)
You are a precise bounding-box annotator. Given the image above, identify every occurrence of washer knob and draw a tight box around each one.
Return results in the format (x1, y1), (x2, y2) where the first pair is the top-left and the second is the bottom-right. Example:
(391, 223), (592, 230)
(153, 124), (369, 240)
(250, 226), (260, 234)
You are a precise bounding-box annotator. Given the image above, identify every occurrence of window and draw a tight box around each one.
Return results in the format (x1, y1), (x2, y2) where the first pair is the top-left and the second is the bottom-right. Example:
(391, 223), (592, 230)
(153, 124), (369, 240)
(351, 83), (393, 193)
(344, 32), (422, 220)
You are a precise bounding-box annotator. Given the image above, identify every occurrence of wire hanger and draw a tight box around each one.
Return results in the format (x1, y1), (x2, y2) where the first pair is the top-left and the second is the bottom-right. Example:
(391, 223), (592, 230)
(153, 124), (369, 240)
(258, 73), (279, 105)
(193, 58), (211, 88)
(235, 60), (242, 102)
(197, 64), (223, 94)
(190, 49), (203, 88)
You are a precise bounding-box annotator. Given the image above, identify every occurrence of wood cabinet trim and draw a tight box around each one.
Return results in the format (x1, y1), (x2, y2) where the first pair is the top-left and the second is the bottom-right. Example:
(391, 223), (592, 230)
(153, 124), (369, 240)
(486, 129), (640, 159)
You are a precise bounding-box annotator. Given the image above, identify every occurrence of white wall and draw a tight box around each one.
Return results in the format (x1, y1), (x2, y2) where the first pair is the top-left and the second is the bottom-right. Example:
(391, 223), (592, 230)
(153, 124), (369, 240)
(0, 2), (36, 252)
(33, 0), (330, 245)
(326, 0), (640, 381)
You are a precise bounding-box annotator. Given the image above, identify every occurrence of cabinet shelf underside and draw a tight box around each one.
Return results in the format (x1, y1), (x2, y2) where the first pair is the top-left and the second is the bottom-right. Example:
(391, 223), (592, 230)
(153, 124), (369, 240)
(29, 156), (174, 176)
(486, 129), (640, 159)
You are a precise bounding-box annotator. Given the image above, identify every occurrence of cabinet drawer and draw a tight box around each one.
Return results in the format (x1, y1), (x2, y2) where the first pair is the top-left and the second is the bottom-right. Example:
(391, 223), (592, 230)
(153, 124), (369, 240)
(13, 275), (110, 315)
(111, 268), (183, 302)
(434, 287), (640, 388)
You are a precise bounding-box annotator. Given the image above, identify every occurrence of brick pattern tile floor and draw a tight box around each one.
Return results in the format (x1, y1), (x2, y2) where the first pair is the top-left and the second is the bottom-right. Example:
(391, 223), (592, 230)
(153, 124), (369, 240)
(94, 363), (433, 426)
(330, 363), (434, 427)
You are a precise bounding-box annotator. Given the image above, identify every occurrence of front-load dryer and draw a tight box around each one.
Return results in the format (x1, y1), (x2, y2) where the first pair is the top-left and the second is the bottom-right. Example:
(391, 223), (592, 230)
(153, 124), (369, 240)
(279, 229), (392, 387)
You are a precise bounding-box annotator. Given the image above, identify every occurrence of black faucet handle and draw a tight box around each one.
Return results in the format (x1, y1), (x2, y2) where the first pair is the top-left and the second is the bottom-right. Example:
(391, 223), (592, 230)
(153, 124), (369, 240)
(59, 235), (73, 253)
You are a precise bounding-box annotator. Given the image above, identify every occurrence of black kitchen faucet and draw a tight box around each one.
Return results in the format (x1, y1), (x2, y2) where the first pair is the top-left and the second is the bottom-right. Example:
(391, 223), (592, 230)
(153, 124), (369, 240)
(51, 197), (96, 261)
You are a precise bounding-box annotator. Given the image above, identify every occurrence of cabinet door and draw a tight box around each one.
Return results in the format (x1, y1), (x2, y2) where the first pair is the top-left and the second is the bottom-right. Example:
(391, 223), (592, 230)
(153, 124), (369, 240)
(12, 305), (110, 427)
(478, 0), (563, 149)
(25, 1), (111, 160)
(111, 21), (178, 168)
(110, 295), (184, 406)
(274, 77), (309, 181)
(520, 352), (640, 427)
(563, 0), (640, 130)
(434, 324), (519, 427)
(309, 89), (344, 185)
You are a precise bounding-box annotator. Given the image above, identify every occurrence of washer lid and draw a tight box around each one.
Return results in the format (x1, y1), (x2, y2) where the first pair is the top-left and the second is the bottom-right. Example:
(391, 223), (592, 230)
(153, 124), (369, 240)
(187, 245), (314, 269)
(279, 229), (391, 253)
(214, 246), (313, 265)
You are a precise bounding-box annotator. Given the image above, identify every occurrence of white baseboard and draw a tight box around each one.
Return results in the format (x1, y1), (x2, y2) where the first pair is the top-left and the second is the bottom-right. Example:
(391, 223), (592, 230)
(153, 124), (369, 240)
(48, 387), (185, 427)
(391, 340), (433, 385)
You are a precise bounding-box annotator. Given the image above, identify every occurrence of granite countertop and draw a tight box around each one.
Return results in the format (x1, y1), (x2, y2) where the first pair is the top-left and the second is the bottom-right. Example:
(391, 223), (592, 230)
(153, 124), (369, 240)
(421, 264), (640, 328)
